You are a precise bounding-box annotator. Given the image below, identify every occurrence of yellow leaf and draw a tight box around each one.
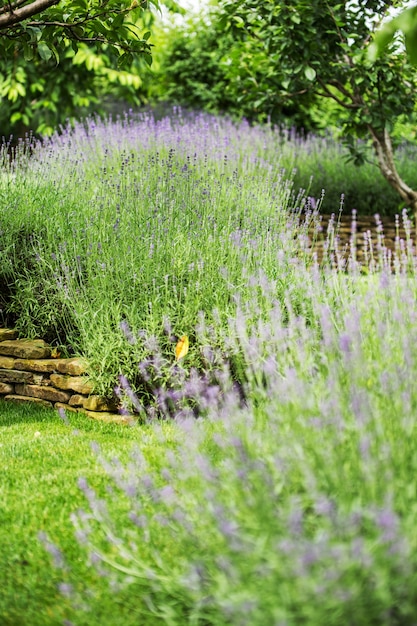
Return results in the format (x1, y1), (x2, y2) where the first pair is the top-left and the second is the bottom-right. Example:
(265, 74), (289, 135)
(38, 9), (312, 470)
(175, 335), (189, 361)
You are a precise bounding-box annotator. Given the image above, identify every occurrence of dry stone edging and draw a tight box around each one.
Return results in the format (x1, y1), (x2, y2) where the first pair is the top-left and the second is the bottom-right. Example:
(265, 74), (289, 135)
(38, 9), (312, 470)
(307, 213), (410, 264)
(0, 330), (136, 425)
(0, 338), (51, 359)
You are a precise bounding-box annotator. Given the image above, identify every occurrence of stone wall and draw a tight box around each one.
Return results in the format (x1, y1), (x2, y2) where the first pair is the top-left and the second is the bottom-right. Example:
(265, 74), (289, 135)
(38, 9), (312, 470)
(0, 329), (134, 425)
(308, 213), (411, 264)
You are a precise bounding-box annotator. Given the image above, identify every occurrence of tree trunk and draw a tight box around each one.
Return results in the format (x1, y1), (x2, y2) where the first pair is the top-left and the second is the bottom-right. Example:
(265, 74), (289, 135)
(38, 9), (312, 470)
(368, 125), (417, 241)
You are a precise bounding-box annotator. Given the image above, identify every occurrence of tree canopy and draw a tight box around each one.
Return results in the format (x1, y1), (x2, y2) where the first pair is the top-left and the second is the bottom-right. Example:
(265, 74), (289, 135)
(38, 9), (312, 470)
(0, 0), (181, 136)
(0, 0), (165, 65)
(216, 0), (417, 217)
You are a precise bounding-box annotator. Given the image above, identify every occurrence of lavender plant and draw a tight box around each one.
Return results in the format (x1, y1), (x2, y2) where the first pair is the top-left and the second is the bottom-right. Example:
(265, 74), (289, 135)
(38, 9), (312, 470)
(2, 110), (416, 401)
(0, 109), (307, 397)
(42, 262), (417, 625)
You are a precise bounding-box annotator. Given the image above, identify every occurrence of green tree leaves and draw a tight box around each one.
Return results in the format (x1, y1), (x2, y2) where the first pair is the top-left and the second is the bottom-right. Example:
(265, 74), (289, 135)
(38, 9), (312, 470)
(0, 0), (159, 63)
(153, 3), (322, 130)
(0, 0), (182, 136)
(370, 5), (417, 65)
(216, 0), (417, 219)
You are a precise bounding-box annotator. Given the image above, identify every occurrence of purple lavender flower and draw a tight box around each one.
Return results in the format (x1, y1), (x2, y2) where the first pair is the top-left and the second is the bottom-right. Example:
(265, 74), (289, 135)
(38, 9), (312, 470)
(57, 406), (70, 425)
(339, 333), (352, 354)
(119, 319), (136, 345)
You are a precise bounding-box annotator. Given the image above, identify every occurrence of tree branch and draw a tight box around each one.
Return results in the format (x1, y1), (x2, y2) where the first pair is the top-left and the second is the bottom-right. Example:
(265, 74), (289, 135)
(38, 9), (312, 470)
(316, 77), (360, 110)
(28, 6), (131, 29)
(281, 87), (310, 98)
(0, 0), (28, 17)
(0, 0), (60, 29)
(326, 79), (355, 101)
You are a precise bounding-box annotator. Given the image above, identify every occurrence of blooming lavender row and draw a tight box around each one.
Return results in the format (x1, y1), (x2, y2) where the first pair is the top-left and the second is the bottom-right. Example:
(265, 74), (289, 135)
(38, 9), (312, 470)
(1, 108), (417, 402)
(0, 108), (303, 397)
(37, 261), (417, 624)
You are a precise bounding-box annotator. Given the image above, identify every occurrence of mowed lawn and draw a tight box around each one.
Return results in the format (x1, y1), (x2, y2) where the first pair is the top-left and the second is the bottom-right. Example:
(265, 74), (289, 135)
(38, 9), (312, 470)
(0, 400), (178, 626)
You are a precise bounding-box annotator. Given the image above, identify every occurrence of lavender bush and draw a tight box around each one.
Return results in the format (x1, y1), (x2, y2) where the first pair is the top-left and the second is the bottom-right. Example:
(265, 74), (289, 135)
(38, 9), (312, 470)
(2, 109), (415, 399)
(40, 262), (417, 625)
(0, 109), (308, 397)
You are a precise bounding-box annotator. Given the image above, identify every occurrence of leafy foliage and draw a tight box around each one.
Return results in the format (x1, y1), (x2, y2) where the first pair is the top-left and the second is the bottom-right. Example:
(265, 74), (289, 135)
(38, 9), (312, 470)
(218, 1), (415, 135)
(153, 14), (239, 116)
(217, 0), (417, 217)
(0, 0), (181, 136)
(370, 4), (417, 65)
(0, 40), (149, 137)
(0, 0), (158, 63)
(153, 6), (321, 130)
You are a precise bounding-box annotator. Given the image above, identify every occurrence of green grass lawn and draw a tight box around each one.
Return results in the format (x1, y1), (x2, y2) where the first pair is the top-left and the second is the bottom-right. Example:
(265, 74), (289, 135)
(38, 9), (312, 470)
(0, 400), (180, 626)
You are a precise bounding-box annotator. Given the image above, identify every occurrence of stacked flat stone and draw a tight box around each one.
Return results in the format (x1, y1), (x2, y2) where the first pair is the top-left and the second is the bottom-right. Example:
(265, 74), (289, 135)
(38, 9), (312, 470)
(307, 214), (409, 265)
(0, 329), (134, 425)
